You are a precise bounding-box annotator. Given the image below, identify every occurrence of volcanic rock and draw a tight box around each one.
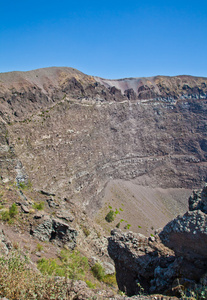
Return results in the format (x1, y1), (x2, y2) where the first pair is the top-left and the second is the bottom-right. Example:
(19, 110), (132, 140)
(30, 217), (78, 249)
(108, 184), (207, 296)
(189, 183), (207, 213)
(0, 229), (12, 255)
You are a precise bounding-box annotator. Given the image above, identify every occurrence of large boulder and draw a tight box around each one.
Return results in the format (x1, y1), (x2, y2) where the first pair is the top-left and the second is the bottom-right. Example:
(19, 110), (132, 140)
(30, 217), (78, 249)
(108, 184), (207, 296)
(108, 229), (177, 296)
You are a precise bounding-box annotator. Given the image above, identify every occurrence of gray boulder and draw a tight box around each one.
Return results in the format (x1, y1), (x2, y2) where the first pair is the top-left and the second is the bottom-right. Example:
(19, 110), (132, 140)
(189, 183), (207, 213)
(0, 229), (12, 255)
(31, 217), (78, 249)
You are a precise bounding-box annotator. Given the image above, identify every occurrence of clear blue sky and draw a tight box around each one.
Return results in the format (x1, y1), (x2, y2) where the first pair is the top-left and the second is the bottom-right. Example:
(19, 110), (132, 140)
(0, 0), (207, 78)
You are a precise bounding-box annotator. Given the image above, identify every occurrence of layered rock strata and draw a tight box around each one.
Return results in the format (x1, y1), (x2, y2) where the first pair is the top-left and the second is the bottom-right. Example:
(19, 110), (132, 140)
(0, 68), (206, 213)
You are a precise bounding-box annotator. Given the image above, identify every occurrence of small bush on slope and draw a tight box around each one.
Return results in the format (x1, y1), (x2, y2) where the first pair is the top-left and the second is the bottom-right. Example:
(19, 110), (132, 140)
(32, 201), (44, 210)
(9, 203), (18, 218)
(91, 262), (105, 281)
(0, 203), (18, 223)
(105, 210), (114, 222)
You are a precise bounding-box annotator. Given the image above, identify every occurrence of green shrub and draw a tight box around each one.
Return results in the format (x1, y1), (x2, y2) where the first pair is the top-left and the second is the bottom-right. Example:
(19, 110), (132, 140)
(102, 273), (117, 287)
(124, 224), (131, 230)
(0, 204), (18, 222)
(38, 250), (90, 281)
(37, 258), (64, 276)
(33, 201), (44, 210)
(9, 203), (18, 218)
(86, 280), (96, 289)
(114, 208), (120, 215)
(1, 210), (10, 221)
(59, 249), (89, 280)
(116, 222), (120, 228)
(91, 263), (105, 281)
(105, 210), (114, 222)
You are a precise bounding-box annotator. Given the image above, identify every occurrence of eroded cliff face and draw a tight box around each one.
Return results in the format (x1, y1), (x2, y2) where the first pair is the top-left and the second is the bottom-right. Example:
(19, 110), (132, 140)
(108, 184), (207, 297)
(0, 67), (207, 214)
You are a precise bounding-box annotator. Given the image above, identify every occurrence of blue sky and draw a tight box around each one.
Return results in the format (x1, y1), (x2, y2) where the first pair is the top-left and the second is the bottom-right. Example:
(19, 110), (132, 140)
(0, 0), (207, 78)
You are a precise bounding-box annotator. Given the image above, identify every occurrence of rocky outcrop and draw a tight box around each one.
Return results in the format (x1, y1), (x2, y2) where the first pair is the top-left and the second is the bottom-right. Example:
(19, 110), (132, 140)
(96, 75), (207, 102)
(108, 184), (207, 297)
(30, 217), (78, 249)
(0, 229), (12, 255)
(189, 183), (207, 213)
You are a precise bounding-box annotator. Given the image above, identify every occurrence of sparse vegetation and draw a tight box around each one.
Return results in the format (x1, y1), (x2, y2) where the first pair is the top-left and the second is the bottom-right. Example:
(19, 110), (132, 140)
(0, 251), (83, 299)
(116, 222), (120, 228)
(1, 210), (10, 221)
(36, 243), (43, 251)
(38, 249), (89, 281)
(124, 224), (131, 230)
(82, 226), (90, 237)
(86, 280), (96, 289)
(137, 282), (145, 295)
(114, 208), (120, 215)
(18, 180), (32, 190)
(0, 203), (18, 223)
(105, 204), (125, 225)
(32, 201), (44, 210)
(180, 284), (207, 300)
(9, 203), (18, 218)
(102, 273), (117, 287)
(91, 262), (105, 281)
(37, 257), (65, 276)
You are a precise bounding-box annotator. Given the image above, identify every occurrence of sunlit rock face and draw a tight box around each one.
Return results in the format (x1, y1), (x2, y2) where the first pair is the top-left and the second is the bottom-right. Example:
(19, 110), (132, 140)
(0, 67), (207, 213)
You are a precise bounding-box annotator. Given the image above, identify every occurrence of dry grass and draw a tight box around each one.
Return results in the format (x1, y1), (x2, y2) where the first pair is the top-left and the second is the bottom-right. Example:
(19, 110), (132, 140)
(0, 251), (86, 300)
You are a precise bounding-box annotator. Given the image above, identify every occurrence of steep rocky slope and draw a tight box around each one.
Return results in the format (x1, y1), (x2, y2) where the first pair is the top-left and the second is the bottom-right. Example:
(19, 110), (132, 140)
(0, 67), (206, 298)
(108, 184), (207, 297)
(0, 67), (207, 219)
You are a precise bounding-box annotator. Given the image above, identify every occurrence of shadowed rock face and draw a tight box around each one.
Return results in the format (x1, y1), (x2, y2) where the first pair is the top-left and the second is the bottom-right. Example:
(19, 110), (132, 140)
(108, 184), (207, 296)
(30, 217), (78, 249)
(0, 67), (207, 214)
(189, 183), (207, 213)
